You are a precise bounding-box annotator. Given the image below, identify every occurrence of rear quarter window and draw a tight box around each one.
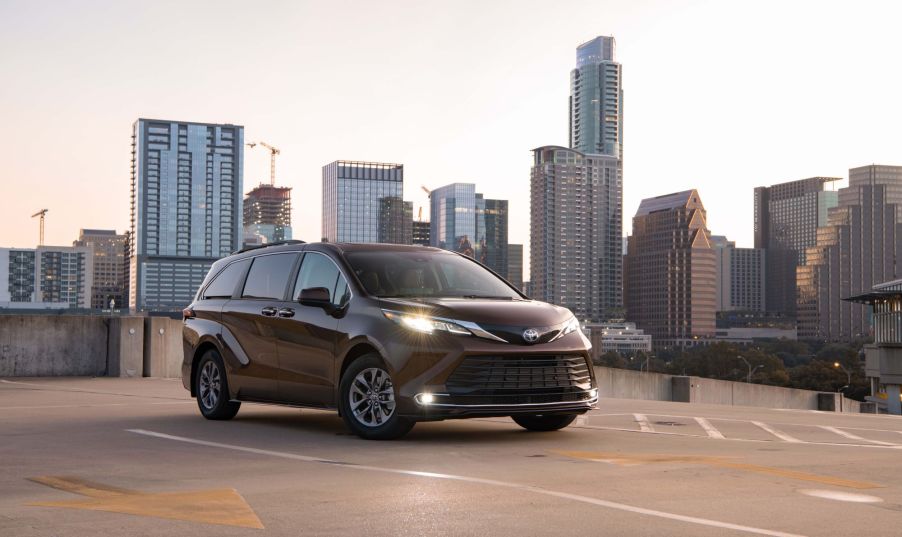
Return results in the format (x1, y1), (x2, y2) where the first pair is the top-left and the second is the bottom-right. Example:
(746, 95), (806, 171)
(202, 259), (251, 299)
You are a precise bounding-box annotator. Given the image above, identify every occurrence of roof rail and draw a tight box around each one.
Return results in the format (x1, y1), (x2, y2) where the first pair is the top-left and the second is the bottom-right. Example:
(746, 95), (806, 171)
(234, 240), (306, 254)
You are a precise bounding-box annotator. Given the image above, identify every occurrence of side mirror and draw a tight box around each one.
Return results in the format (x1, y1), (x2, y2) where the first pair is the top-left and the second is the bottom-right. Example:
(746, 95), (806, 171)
(298, 287), (334, 312)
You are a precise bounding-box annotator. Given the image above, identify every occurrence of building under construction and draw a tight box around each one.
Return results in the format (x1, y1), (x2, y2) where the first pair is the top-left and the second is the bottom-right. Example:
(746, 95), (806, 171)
(243, 184), (293, 244)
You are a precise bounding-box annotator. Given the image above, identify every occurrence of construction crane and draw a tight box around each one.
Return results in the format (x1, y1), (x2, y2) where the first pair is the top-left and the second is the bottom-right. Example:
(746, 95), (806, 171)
(421, 185), (431, 196)
(417, 207), (423, 222)
(246, 141), (280, 186)
(31, 209), (48, 246)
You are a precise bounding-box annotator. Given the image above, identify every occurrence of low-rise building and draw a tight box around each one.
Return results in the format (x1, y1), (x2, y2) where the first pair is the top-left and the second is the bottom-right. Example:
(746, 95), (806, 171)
(583, 322), (652, 358)
(0, 246), (94, 309)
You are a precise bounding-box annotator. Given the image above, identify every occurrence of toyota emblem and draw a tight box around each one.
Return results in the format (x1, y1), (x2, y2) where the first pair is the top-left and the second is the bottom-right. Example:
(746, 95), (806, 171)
(522, 328), (540, 344)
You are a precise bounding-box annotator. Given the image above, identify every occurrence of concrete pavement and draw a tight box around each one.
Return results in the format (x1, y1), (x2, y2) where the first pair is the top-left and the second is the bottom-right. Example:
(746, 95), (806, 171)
(1, 377), (901, 536)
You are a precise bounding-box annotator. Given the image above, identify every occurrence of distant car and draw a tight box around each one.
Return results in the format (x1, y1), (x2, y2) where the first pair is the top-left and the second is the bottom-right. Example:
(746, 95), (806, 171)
(181, 241), (597, 439)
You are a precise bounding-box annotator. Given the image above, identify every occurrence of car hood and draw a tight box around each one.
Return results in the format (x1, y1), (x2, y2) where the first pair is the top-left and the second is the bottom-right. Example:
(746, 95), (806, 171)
(378, 297), (576, 345)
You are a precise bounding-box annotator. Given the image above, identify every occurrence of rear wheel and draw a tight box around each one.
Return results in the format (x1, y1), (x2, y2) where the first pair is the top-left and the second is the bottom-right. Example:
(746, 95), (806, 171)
(511, 414), (577, 432)
(339, 354), (414, 440)
(195, 350), (240, 420)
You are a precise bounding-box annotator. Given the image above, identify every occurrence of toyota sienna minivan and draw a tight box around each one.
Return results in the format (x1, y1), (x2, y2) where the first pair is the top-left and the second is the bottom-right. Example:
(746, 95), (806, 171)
(182, 241), (597, 439)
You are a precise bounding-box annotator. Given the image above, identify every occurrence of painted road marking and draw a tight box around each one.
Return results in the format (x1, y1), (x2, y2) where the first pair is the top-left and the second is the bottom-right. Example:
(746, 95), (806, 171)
(128, 429), (806, 537)
(554, 451), (883, 490)
(818, 426), (899, 446)
(751, 421), (803, 443)
(798, 489), (884, 503)
(27, 476), (263, 529)
(695, 417), (726, 439)
(634, 413), (654, 432)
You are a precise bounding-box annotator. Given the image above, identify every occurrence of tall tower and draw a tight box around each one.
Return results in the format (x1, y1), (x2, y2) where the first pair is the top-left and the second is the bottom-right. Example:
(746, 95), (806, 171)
(129, 119), (243, 311)
(570, 36), (622, 158)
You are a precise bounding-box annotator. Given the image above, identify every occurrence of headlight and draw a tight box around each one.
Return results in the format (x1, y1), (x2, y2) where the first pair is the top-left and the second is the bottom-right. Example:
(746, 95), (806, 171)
(561, 316), (581, 336)
(382, 310), (473, 336)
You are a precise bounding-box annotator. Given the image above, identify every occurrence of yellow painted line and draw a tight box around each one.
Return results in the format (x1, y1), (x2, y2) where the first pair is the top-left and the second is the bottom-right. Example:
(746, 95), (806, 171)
(552, 451), (883, 490)
(27, 476), (263, 529)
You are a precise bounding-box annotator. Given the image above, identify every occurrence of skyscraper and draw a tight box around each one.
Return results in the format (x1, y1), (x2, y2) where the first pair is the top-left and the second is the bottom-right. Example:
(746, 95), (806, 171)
(243, 184), (292, 244)
(378, 197), (413, 245)
(570, 36), (623, 159)
(530, 146), (622, 322)
(130, 119), (243, 311)
(798, 165), (902, 340)
(624, 190), (716, 348)
(430, 183), (483, 257)
(73, 229), (128, 309)
(481, 198), (509, 277)
(753, 177), (838, 316)
(322, 161), (405, 243)
(507, 243), (524, 290)
(711, 235), (766, 313)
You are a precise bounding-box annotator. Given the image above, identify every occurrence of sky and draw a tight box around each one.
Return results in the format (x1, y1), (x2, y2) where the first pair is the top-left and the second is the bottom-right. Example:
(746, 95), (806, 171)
(1, 0), (901, 277)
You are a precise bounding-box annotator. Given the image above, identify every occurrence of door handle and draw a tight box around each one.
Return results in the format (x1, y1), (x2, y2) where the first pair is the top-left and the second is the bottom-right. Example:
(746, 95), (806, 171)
(278, 307), (295, 318)
(261, 306), (278, 317)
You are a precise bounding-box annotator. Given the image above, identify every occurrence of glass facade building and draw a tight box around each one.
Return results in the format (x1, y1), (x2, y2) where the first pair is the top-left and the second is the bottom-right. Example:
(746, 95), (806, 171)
(570, 36), (622, 159)
(481, 198), (508, 277)
(507, 243), (524, 290)
(429, 183), (509, 276)
(322, 161), (405, 243)
(130, 119), (243, 311)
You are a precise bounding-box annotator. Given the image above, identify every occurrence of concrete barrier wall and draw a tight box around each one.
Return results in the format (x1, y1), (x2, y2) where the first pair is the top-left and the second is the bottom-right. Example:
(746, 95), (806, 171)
(0, 315), (109, 376)
(143, 317), (183, 378)
(594, 366), (672, 401)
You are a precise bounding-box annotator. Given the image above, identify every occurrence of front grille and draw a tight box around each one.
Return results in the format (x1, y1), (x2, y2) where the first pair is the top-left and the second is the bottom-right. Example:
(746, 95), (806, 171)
(444, 355), (593, 405)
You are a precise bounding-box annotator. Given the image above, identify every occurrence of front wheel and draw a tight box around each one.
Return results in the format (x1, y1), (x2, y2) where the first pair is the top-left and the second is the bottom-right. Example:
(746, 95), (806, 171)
(512, 414), (577, 432)
(195, 350), (240, 420)
(338, 354), (414, 440)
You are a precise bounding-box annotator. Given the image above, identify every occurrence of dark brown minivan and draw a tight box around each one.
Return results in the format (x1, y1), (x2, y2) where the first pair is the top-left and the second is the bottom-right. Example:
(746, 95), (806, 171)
(182, 242), (597, 439)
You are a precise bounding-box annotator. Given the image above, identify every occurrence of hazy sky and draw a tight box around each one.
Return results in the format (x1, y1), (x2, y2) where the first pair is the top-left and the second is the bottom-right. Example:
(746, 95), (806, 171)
(2, 0), (901, 274)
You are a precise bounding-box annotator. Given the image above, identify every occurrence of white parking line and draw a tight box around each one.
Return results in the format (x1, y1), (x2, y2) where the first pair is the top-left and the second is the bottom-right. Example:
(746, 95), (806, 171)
(634, 414), (654, 432)
(752, 421), (803, 443)
(695, 417), (726, 439)
(126, 428), (806, 537)
(819, 426), (900, 446)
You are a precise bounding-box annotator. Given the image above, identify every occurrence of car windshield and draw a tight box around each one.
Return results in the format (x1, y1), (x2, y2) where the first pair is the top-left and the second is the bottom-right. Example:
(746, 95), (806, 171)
(344, 250), (522, 299)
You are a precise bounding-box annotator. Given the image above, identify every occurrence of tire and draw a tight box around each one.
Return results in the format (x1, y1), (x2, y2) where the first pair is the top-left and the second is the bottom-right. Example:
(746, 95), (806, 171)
(511, 414), (577, 432)
(338, 354), (414, 440)
(195, 350), (240, 420)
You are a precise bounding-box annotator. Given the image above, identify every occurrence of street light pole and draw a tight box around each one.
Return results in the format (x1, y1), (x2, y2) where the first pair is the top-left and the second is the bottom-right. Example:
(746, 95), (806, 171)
(834, 361), (851, 388)
(738, 355), (756, 383)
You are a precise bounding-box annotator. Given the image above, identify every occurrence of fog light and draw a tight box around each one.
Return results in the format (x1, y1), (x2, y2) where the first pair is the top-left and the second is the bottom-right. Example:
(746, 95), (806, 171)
(416, 393), (435, 405)
(589, 388), (598, 399)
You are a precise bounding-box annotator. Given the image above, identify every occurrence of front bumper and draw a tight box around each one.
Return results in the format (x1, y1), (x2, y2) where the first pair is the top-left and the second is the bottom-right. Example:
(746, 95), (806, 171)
(404, 388), (598, 419)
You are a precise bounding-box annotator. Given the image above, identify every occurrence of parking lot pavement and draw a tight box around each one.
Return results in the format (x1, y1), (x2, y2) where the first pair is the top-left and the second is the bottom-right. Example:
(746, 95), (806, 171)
(2, 378), (901, 537)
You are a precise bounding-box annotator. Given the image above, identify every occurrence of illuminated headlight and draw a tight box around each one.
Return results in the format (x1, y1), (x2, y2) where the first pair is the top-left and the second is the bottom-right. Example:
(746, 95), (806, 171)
(382, 310), (473, 336)
(561, 316), (582, 336)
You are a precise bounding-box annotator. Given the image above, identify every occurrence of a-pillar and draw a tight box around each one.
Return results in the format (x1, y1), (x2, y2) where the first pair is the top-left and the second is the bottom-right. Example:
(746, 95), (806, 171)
(887, 384), (902, 415)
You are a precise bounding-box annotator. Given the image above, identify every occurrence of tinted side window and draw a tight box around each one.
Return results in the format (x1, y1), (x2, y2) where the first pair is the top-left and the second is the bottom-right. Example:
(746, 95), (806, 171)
(242, 254), (299, 300)
(333, 274), (350, 307)
(294, 253), (340, 303)
(202, 259), (250, 299)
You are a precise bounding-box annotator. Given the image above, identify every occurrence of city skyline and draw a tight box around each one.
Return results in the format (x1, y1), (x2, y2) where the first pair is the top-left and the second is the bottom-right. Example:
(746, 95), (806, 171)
(3, 0), (901, 279)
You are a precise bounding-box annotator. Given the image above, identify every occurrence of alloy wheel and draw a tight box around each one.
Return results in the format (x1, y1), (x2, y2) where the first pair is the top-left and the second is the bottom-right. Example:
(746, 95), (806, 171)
(348, 367), (396, 427)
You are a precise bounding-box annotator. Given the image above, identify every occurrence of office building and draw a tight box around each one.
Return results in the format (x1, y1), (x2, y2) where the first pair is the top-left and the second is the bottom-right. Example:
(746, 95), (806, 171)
(130, 119), (243, 311)
(481, 198), (508, 277)
(530, 146), (622, 321)
(753, 177), (838, 316)
(712, 235), (765, 313)
(430, 183), (483, 257)
(0, 246), (93, 308)
(243, 184), (292, 244)
(322, 161), (406, 244)
(507, 243), (524, 289)
(570, 36), (622, 159)
(412, 220), (431, 246)
(378, 197), (413, 245)
(73, 229), (128, 309)
(798, 165), (902, 340)
(584, 322), (652, 359)
(624, 190), (716, 348)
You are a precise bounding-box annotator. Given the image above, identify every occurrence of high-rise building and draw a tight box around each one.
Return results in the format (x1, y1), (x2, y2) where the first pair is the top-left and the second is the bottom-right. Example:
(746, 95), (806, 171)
(243, 184), (292, 244)
(570, 36), (622, 159)
(711, 235), (765, 313)
(798, 165), (902, 340)
(507, 243), (524, 290)
(530, 146), (622, 322)
(481, 198), (508, 277)
(430, 183), (483, 257)
(754, 177), (838, 316)
(322, 161), (405, 243)
(0, 246), (93, 308)
(130, 119), (243, 311)
(412, 220), (431, 246)
(73, 229), (128, 309)
(378, 197), (413, 245)
(624, 190), (716, 348)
